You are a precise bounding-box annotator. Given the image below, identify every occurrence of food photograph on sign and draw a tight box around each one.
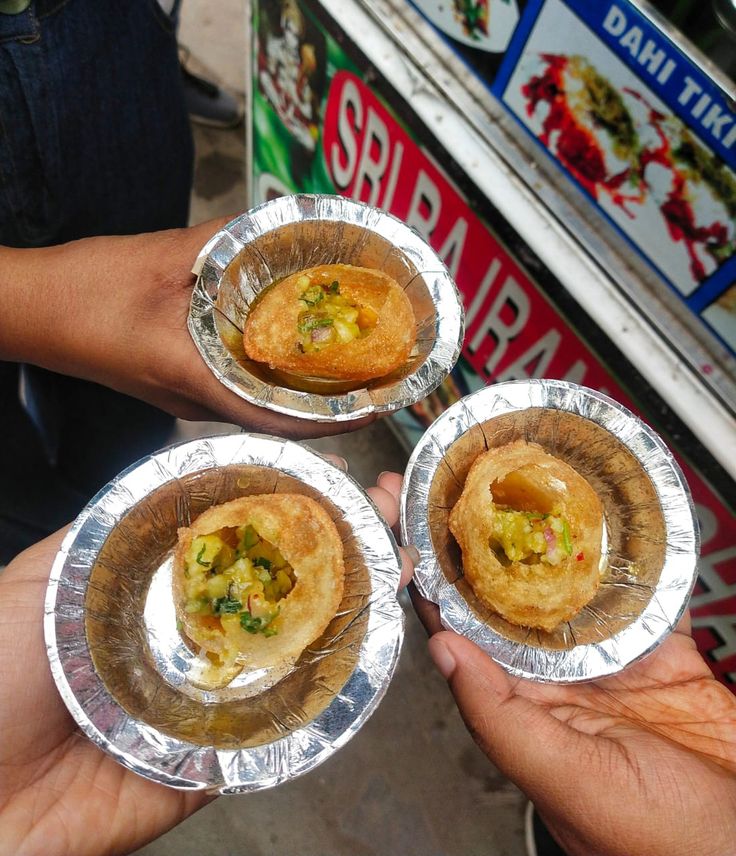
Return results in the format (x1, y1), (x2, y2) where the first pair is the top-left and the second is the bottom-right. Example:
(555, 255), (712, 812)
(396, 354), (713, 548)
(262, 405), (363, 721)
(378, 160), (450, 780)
(502, 0), (736, 296)
(409, 0), (520, 52)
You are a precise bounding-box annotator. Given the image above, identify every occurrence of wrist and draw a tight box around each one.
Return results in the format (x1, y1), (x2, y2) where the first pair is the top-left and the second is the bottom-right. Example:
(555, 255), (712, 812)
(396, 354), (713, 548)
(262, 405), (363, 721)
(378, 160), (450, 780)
(0, 241), (98, 376)
(0, 244), (58, 365)
(0, 237), (145, 387)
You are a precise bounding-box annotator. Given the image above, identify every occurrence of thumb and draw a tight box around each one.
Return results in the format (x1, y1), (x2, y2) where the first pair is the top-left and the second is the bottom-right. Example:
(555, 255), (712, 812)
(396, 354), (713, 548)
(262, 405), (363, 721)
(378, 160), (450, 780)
(428, 631), (593, 806)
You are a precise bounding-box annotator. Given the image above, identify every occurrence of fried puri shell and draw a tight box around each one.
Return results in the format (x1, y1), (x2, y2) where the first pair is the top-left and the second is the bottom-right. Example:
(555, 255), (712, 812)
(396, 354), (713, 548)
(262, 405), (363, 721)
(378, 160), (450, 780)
(449, 440), (604, 632)
(174, 494), (344, 688)
(243, 264), (416, 382)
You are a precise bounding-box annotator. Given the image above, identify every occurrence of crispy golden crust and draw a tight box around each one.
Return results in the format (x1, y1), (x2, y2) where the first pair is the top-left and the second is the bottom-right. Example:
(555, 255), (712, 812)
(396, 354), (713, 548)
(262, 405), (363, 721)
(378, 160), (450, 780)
(173, 494), (344, 687)
(243, 264), (416, 382)
(449, 440), (604, 632)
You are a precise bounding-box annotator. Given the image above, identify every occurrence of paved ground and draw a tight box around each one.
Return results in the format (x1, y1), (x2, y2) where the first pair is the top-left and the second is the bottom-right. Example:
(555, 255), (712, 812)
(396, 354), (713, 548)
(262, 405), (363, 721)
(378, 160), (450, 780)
(134, 2), (527, 853)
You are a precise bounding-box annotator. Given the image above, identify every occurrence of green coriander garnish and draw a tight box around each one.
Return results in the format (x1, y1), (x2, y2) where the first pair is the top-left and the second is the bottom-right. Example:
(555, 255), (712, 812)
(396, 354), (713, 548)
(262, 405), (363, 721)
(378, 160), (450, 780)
(328, 280), (340, 294)
(195, 544), (210, 567)
(253, 557), (271, 570)
(239, 609), (279, 636)
(239, 611), (263, 634)
(212, 596), (243, 615)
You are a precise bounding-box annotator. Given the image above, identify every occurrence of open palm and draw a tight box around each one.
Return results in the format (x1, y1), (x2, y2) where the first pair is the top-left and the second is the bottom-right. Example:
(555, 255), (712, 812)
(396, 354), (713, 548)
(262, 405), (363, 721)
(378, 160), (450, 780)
(416, 593), (736, 856)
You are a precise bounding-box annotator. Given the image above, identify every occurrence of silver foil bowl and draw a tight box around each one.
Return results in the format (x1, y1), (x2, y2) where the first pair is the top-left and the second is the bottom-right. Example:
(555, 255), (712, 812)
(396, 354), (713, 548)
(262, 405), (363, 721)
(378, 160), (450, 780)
(189, 194), (464, 421)
(45, 435), (404, 792)
(400, 380), (699, 683)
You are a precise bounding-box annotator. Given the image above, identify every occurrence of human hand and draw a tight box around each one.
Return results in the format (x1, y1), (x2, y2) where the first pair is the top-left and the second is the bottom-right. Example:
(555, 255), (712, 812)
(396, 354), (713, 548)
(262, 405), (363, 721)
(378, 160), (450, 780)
(414, 593), (736, 856)
(0, 526), (213, 856)
(0, 468), (409, 856)
(0, 218), (372, 440)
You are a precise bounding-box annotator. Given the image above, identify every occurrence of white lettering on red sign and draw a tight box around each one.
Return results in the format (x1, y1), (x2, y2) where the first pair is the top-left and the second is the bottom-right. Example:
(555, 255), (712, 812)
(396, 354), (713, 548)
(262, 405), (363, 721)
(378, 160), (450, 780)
(438, 217), (469, 278)
(331, 77), (361, 189)
(406, 170), (442, 240)
(471, 275), (531, 376)
(497, 328), (562, 381)
(355, 109), (390, 206)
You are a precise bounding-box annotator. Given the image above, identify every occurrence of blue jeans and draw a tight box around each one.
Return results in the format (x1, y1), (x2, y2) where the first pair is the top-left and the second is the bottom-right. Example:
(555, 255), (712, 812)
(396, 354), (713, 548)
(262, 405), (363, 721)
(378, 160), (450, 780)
(0, 0), (192, 245)
(0, 0), (195, 561)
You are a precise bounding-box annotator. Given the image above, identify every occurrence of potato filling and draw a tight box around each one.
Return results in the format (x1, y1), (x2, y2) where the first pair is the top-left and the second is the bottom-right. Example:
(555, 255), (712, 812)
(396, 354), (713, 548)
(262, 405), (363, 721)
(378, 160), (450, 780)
(296, 274), (378, 353)
(182, 524), (295, 637)
(490, 506), (573, 566)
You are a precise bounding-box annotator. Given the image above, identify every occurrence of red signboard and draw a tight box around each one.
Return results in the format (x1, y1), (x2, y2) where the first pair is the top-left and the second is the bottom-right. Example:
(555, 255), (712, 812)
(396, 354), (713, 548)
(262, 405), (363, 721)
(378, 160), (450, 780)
(323, 70), (735, 687)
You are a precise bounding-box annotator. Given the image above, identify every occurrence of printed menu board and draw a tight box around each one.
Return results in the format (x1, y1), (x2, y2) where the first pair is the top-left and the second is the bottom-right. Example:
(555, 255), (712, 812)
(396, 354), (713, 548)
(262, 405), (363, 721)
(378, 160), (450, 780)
(411, 0), (736, 358)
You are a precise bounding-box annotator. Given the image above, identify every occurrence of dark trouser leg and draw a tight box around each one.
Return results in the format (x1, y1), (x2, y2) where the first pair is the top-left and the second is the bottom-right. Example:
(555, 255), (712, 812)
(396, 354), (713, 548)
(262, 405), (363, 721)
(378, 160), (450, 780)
(0, 364), (87, 563)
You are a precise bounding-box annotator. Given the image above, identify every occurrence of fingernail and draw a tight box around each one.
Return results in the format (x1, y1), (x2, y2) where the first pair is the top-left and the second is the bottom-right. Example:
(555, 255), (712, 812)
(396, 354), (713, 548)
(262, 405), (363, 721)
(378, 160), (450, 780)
(428, 637), (456, 680)
(377, 470), (389, 482)
(333, 456), (348, 472)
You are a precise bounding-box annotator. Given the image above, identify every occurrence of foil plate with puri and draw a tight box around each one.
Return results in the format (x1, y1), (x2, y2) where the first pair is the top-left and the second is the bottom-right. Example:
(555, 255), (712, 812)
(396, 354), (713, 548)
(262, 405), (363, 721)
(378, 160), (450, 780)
(400, 380), (699, 683)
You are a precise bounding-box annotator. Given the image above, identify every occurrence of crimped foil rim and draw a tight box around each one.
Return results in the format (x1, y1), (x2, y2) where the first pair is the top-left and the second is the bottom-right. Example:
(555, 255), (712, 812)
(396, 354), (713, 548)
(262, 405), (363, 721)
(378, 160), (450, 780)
(399, 379), (700, 683)
(45, 434), (404, 791)
(188, 194), (464, 421)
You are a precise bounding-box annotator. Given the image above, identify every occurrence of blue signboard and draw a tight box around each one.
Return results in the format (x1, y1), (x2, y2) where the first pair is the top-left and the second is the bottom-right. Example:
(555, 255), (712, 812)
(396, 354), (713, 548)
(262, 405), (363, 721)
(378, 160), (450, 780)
(411, 0), (736, 357)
